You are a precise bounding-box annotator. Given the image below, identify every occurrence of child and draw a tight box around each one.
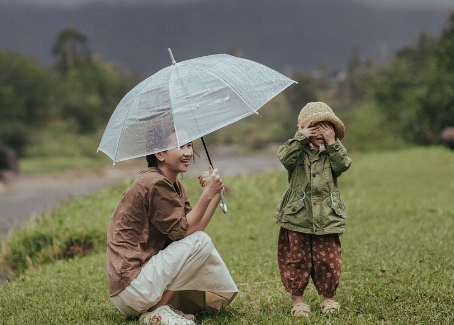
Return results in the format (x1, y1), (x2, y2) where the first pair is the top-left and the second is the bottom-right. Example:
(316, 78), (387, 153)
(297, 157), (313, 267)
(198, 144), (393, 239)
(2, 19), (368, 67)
(274, 102), (352, 316)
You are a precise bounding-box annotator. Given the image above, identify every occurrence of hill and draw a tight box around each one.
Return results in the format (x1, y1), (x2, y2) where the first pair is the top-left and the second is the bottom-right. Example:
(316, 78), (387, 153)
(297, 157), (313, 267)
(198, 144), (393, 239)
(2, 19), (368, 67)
(0, 0), (451, 75)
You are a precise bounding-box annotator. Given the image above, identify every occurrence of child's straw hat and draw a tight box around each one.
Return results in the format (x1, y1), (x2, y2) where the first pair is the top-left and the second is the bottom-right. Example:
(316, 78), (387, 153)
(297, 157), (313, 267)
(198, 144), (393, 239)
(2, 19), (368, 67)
(298, 102), (345, 140)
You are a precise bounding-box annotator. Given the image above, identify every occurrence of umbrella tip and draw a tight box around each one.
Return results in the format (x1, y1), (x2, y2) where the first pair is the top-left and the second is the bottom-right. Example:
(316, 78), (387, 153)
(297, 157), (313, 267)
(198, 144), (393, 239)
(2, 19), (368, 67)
(168, 48), (176, 65)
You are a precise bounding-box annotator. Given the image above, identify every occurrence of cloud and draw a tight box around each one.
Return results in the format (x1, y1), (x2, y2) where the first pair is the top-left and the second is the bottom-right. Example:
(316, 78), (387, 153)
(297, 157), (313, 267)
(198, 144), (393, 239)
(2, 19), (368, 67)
(4, 0), (200, 7)
(2, 0), (453, 10)
(354, 0), (453, 9)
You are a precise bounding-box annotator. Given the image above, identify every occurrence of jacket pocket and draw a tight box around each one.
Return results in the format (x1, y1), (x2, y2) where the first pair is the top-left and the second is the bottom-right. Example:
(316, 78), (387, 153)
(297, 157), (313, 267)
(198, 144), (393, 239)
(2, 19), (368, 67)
(327, 191), (346, 218)
(283, 191), (306, 215)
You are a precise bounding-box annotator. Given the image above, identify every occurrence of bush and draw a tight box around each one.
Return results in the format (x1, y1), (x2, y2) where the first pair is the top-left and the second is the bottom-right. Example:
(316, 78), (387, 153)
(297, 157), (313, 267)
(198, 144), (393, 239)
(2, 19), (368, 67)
(440, 127), (454, 149)
(0, 122), (30, 157)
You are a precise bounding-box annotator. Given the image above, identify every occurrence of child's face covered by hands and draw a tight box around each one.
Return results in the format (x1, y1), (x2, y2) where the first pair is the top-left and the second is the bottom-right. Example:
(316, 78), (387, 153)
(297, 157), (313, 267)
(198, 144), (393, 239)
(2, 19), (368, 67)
(298, 121), (336, 147)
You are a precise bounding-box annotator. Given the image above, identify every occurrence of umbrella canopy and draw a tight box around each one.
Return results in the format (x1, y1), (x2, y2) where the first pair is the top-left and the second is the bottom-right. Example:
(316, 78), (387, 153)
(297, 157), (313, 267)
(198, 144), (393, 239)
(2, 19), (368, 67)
(97, 49), (296, 163)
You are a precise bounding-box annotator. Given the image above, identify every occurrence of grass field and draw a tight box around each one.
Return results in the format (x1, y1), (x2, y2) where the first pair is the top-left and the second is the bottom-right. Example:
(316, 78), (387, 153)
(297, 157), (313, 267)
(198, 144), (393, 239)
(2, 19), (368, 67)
(1, 147), (453, 324)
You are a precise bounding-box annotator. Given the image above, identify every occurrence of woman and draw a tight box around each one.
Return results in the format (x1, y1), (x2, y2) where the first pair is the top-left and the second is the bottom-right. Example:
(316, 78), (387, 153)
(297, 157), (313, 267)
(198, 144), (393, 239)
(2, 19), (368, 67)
(105, 134), (238, 325)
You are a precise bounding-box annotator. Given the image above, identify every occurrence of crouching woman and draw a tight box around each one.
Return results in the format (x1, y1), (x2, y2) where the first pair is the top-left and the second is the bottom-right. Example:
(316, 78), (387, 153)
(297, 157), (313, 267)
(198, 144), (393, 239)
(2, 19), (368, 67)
(105, 139), (237, 325)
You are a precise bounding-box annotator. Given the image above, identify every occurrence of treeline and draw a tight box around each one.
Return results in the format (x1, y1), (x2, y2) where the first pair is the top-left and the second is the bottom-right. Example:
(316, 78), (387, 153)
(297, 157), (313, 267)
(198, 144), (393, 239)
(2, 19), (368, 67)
(371, 12), (454, 146)
(290, 11), (454, 148)
(0, 26), (139, 156)
(2, 12), (454, 158)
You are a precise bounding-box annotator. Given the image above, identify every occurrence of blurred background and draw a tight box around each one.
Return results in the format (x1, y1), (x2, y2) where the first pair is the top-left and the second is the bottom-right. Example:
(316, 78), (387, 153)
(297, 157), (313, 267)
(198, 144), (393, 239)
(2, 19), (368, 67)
(1, 0), (454, 175)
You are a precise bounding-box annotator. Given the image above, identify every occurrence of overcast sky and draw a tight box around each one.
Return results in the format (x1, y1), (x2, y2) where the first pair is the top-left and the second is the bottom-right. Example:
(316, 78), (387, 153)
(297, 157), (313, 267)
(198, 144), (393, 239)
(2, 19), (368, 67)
(4, 0), (454, 9)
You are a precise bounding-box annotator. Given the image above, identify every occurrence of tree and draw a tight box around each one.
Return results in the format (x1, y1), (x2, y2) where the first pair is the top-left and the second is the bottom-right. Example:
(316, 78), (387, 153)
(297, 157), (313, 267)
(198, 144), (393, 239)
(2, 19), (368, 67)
(373, 32), (437, 143)
(51, 27), (138, 133)
(416, 12), (454, 144)
(0, 51), (56, 154)
(284, 73), (319, 115)
(344, 47), (379, 103)
(52, 26), (91, 73)
(435, 12), (454, 72)
(0, 50), (56, 124)
(56, 57), (138, 134)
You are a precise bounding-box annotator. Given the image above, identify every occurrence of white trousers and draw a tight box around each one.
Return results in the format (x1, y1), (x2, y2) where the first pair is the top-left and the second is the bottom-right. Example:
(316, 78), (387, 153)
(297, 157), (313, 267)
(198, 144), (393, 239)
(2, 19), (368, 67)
(111, 231), (238, 316)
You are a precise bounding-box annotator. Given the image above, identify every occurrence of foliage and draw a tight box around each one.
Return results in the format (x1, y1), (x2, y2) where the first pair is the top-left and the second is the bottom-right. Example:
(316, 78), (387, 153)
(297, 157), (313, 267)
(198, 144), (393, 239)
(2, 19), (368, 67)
(1, 148), (454, 324)
(0, 51), (57, 154)
(50, 26), (139, 134)
(17, 125), (112, 174)
(0, 50), (57, 124)
(52, 26), (91, 73)
(340, 101), (411, 152)
(203, 93), (297, 147)
(373, 12), (454, 145)
(5, 12), (454, 163)
(0, 184), (123, 279)
(375, 32), (438, 144)
(0, 121), (31, 157)
(55, 57), (138, 134)
(0, 27), (139, 157)
(416, 12), (454, 144)
(344, 55), (381, 104)
(283, 72), (319, 115)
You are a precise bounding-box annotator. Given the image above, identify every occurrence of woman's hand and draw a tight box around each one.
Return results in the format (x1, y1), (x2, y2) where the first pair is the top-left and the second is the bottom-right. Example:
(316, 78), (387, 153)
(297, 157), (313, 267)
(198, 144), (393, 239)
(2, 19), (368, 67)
(204, 168), (224, 199)
(198, 167), (211, 187)
(187, 166), (224, 233)
(199, 166), (224, 198)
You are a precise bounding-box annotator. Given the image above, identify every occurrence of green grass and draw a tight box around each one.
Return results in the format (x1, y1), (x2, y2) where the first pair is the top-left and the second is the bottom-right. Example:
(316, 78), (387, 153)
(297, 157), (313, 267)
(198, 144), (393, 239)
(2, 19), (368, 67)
(19, 126), (112, 174)
(1, 147), (454, 324)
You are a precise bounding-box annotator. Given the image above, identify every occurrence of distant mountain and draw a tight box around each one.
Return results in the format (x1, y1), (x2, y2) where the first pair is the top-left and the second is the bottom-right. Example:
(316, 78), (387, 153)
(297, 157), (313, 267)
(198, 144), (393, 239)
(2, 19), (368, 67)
(0, 0), (451, 76)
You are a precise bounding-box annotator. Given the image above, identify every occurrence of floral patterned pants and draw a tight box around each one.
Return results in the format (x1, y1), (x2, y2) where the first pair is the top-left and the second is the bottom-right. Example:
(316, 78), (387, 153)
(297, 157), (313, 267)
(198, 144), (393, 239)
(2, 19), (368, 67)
(277, 228), (342, 298)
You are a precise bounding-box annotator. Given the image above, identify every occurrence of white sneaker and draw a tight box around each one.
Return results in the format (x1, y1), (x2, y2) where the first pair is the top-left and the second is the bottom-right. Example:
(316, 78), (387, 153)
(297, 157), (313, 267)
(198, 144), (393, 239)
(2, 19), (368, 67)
(139, 305), (195, 325)
(168, 304), (196, 321)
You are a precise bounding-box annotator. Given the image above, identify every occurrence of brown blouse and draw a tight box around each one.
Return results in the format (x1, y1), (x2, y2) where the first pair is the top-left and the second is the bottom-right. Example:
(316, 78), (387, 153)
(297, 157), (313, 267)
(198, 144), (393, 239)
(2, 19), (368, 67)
(105, 167), (191, 296)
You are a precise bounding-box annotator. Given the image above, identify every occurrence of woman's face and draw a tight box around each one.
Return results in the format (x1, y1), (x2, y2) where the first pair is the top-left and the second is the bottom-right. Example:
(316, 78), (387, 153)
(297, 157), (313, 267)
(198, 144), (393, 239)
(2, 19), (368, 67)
(159, 142), (194, 174)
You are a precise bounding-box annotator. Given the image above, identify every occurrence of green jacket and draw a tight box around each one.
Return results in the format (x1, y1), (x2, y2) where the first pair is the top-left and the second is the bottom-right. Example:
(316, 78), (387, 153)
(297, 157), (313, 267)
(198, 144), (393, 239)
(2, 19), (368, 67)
(273, 132), (352, 235)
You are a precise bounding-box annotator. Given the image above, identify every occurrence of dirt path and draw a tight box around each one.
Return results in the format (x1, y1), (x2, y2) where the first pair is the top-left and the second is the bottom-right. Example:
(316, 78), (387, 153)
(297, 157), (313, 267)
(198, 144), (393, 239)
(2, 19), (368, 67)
(0, 146), (284, 238)
(0, 146), (284, 284)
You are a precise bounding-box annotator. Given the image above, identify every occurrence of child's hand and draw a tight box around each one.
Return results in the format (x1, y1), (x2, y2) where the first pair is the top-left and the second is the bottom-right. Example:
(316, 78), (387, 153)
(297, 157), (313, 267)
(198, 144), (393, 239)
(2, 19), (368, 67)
(318, 122), (335, 145)
(298, 121), (318, 138)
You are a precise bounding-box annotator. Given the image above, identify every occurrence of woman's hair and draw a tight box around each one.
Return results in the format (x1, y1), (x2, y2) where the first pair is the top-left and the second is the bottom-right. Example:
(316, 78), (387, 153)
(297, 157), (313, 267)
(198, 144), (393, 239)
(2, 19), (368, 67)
(146, 154), (159, 167)
(145, 113), (176, 168)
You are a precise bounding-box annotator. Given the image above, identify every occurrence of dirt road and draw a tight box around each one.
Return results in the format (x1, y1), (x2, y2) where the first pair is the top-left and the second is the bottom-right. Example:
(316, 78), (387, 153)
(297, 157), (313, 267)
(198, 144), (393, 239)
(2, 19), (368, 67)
(0, 146), (284, 238)
(0, 146), (285, 284)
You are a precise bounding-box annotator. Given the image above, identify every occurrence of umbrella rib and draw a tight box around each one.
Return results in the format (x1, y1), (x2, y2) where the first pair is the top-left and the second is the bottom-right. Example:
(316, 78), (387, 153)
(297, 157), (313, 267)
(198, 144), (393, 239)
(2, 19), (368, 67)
(168, 63), (181, 148)
(189, 64), (259, 115)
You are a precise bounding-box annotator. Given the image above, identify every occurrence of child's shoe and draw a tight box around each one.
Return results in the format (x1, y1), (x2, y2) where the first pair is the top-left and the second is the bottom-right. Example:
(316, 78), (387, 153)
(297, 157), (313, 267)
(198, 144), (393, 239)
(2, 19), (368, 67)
(320, 300), (340, 314)
(291, 302), (311, 316)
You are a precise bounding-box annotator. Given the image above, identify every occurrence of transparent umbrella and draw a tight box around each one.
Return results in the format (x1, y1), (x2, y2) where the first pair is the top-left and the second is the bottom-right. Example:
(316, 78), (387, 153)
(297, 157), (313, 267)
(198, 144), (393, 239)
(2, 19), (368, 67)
(98, 48), (296, 212)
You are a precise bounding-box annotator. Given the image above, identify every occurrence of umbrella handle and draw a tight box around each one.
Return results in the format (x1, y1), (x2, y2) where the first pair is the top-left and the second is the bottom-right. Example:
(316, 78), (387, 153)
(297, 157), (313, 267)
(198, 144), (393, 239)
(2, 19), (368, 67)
(201, 137), (227, 214)
(219, 191), (227, 214)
